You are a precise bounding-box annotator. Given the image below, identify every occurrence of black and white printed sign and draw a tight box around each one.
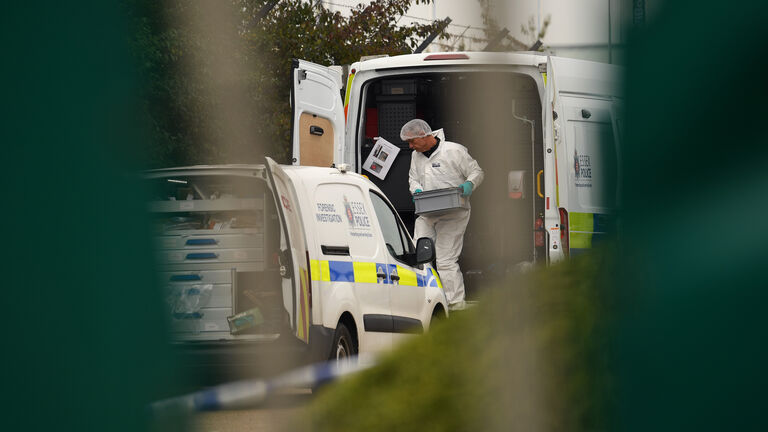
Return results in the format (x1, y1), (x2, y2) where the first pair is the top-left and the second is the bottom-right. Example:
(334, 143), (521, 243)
(363, 137), (400, 180)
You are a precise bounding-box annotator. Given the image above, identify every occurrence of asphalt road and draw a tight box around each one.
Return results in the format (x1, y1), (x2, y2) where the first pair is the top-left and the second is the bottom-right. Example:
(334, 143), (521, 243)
(190, 389), (313, 432)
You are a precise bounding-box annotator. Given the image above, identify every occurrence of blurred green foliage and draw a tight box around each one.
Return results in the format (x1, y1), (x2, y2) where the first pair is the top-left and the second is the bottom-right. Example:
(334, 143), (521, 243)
(2, 2), (185, 431)
(302, 252), (613, 431)
(127, 0), (448, 168)
(614, 2), (768, 430)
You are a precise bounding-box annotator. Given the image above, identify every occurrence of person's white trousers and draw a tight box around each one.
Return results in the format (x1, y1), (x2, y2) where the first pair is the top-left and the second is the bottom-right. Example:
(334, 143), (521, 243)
(414, 208), (470, 306)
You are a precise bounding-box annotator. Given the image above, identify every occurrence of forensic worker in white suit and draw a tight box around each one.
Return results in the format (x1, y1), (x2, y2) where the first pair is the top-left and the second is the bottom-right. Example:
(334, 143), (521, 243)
(402, 119), (484, 310)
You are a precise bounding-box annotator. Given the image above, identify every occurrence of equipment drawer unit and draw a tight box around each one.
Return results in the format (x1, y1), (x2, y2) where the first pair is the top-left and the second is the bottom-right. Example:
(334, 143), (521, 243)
(148, 197), (264, 214)
(161, 269), (233, 285)
(162, 269), (234, 309)
(155, 231), (264, 251)
(167, 283), (232, 309)
(161, 259), (265, 273)
(170, 307), (233, 338)
(158, 247), (264, 265)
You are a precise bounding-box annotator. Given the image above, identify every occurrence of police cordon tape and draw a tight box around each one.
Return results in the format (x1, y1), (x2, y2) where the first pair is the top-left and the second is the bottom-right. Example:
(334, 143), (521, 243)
(150, 355), (376, 414)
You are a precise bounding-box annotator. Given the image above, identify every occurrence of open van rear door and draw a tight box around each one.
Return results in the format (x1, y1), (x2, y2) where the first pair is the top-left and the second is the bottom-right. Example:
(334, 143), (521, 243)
(291, 59), (345, 167)
(265, 157), (312, 343)
(545, 57), (623, 258)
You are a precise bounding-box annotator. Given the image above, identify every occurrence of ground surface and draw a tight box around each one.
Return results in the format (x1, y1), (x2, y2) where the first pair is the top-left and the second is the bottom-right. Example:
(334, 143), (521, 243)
(191, 389), (312, 432)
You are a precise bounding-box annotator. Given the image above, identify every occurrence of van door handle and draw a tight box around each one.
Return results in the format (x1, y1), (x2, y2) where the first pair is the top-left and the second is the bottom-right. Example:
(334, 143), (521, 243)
(321, 245), (350, 256)
(376, 272), (386, 278)
(310, 125), (324, 136)
(390, 275), (400, 281)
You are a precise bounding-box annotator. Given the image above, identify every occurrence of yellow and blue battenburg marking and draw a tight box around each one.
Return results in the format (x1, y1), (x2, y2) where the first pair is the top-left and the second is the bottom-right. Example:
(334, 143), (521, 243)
(426, 267), (442, 289)
(309, 259), (441, 288)
(568, 212), (612, 254)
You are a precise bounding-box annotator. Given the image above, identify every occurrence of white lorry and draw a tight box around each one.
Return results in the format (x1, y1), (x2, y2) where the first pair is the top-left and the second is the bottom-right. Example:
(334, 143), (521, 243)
(290, 52), (622, 291)
(147, 160), (447, 371)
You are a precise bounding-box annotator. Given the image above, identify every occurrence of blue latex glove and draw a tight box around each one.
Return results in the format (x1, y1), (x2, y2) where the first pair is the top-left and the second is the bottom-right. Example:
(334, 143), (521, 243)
(460, 181), (473, 197)
(412, 188), (422, 202)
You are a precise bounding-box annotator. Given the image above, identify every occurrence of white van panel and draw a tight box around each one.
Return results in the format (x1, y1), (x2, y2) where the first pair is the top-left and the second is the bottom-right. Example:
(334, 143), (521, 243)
(546, 55), (622, 260)
(311, 183), (379, 260)
(265, 158), (311, 343)
(561, 96), (619, 213)
(547, 57), (622, 98)
(291, 60), (345, 167)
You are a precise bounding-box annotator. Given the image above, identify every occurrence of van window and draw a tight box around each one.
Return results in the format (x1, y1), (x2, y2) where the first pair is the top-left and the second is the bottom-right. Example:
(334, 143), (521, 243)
(313, 183), (377, 259)
(369, 191), (413, 261)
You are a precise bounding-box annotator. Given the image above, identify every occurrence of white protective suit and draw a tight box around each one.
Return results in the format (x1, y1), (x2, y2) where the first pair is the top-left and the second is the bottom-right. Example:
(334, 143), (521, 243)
(409, 139), (484, 307)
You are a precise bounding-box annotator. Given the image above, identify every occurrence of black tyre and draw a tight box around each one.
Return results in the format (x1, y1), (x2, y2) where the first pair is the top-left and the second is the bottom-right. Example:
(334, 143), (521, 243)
(428, 305), (447, 329)
(330, 322), (357, 361)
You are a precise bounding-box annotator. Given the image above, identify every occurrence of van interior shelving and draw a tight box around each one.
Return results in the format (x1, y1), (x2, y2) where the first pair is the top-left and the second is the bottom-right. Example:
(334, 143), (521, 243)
(147, 174), (286, 339)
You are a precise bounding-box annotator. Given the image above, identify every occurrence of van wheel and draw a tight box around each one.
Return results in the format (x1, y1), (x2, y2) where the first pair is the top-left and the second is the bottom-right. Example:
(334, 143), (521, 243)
(331, 322), (356, 361)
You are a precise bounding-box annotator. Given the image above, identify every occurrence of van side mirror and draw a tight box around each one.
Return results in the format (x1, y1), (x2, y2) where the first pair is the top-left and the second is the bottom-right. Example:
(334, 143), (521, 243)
(415, 237), (435, 264)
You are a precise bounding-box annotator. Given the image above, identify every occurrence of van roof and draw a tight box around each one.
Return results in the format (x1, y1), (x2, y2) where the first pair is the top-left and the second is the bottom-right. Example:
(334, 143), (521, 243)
(279, 164), (375, 188)
(352, 51), (548, 72)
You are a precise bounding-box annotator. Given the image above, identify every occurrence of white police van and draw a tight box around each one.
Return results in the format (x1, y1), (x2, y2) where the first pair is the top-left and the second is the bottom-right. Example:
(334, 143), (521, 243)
(290, 52), (622, 293)
(147, 160), (447, 369)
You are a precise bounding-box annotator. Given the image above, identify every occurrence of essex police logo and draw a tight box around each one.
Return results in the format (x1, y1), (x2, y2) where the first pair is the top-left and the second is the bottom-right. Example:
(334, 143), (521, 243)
(343, 195), (355, 227)
(573, 149), (593, 188)
(574, 149), (580, 179)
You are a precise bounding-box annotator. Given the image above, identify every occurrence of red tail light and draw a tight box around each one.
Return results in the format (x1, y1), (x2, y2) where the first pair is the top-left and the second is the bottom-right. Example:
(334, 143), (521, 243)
(559, 208), (569, 256)
(534, 214), (545, 247)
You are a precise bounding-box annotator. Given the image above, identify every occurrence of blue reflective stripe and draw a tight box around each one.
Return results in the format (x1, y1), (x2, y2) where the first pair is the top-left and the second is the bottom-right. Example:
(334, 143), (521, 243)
(326, 260), (429, 285)
(328, 261), (355, 282)
(376, 263), (391, 284)
(427, 268), (440, 288)
(386, 264), (398, 283)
